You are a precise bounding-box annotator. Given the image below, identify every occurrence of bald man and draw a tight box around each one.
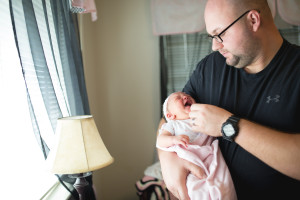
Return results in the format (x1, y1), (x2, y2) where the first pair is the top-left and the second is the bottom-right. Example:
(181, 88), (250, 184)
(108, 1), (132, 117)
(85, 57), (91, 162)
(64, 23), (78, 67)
(158, 0), (300, 199)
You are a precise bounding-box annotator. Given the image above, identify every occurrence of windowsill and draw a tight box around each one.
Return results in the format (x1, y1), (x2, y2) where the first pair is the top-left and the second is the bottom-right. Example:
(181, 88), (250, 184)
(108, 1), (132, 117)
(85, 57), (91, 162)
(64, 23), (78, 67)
(41, 181), (72, 200)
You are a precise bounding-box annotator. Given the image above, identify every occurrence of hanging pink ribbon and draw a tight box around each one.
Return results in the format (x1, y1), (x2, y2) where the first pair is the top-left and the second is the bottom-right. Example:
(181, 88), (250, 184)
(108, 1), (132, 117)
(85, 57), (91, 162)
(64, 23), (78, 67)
(71, 0), (98, 21)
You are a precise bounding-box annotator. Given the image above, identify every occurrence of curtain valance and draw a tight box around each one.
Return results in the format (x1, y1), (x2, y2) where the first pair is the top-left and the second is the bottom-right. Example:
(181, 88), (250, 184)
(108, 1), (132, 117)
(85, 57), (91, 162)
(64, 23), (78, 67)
(269, 0), (300, 26)
(151, 0), (300, 36)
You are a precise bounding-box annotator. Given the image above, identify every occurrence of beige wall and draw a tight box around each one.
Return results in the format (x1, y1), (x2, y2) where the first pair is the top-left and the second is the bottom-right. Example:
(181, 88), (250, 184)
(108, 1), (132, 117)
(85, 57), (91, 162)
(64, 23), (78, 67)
(79, 0), (160, 199)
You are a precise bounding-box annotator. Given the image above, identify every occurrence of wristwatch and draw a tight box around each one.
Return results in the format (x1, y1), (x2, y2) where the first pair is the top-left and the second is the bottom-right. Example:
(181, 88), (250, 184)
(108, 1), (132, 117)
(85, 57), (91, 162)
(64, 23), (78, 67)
(221, 115), (240, 142)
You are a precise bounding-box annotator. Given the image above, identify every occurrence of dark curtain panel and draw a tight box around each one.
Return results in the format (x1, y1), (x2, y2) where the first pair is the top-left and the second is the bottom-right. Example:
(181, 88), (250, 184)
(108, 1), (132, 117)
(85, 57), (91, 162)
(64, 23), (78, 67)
(159, 36), (168, 118)
(51, 0), (90, 117)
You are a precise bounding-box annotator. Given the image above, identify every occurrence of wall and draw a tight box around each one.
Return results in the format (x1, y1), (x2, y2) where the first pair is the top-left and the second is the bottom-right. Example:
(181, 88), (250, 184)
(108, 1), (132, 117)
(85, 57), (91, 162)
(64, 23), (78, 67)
(79, 0), (160, 199)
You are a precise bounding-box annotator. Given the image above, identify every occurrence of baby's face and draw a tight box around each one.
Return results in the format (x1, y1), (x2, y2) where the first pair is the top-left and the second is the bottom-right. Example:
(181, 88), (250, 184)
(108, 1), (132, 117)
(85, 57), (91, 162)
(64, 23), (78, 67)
(167, 92), (195, 120)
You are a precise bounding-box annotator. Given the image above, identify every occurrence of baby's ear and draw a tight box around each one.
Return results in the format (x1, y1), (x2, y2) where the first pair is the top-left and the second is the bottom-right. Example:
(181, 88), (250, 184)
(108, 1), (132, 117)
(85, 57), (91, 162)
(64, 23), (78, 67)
(166, 113), (176, 120)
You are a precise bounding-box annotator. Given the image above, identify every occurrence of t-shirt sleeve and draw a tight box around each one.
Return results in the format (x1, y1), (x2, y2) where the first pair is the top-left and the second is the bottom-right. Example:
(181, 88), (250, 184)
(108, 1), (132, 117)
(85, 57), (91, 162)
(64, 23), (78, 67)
(183, 52), (225, 105)
(183, 58), (206, 103)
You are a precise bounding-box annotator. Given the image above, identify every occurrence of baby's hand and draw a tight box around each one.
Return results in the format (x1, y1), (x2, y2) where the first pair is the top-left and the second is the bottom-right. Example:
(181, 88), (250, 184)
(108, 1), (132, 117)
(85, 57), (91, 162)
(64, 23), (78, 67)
(172, 135), (190, 148)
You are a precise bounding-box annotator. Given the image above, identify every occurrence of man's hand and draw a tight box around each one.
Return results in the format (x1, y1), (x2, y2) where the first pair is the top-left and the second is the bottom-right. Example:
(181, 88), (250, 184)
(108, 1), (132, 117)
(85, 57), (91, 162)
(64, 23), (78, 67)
(158, 150), (207, 200)
(189, 104), (232, 137)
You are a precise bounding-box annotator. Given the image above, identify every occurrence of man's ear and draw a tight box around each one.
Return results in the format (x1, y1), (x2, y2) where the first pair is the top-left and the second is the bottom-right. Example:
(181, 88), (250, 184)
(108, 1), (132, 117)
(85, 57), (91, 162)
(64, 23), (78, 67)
(248, 10), (261, 32)
(166, 113), (176, 120)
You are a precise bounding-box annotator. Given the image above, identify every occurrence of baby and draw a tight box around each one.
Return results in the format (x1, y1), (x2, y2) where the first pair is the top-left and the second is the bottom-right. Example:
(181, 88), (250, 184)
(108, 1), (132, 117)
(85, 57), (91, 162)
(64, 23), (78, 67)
(157, 92), (237, 200)
(157, 91), (198, 149)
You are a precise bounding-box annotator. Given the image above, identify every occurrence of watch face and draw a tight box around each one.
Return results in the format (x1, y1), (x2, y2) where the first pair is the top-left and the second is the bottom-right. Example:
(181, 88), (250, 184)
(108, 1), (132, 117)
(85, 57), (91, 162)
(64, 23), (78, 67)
(223, 124), (235, 136)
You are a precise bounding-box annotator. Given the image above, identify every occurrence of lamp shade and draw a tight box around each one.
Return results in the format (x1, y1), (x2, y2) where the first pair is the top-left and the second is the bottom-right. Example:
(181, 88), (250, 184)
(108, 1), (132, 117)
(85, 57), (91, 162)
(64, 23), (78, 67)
(46, 115), (114, 174)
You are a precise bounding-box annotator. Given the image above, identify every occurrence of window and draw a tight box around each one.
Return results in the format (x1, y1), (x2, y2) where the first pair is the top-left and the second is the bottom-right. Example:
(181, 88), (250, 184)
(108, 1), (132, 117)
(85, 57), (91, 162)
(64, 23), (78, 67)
(1, 1), (57, 199)
(1, 0), (90, 199)
(161, 33), (212, 95)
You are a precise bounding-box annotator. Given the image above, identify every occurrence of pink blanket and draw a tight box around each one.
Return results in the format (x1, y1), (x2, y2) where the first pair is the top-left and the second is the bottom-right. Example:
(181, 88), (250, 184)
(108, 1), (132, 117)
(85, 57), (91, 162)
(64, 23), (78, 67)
(159, 135), (237, 200)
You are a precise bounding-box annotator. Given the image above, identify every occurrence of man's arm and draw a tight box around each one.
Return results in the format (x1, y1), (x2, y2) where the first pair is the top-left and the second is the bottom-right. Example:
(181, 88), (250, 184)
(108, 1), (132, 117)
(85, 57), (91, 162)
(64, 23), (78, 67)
(235, 119), (300, 180)
(189, 104), (300, 180)
(158, 149), (190, 200)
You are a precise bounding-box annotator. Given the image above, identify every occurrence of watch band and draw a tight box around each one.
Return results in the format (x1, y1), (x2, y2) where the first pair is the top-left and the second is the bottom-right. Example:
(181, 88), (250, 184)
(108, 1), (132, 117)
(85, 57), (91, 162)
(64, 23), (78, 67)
(229, 115), (240, 124)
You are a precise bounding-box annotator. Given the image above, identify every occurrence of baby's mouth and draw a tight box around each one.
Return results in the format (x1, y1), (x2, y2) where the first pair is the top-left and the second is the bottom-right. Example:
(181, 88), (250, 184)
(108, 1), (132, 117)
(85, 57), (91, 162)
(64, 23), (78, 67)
(184, 100), (192, 108)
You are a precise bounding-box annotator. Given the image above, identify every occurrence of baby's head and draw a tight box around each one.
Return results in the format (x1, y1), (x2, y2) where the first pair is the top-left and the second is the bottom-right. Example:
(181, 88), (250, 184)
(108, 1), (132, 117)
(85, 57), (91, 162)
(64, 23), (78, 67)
(163, 92), (195, 121)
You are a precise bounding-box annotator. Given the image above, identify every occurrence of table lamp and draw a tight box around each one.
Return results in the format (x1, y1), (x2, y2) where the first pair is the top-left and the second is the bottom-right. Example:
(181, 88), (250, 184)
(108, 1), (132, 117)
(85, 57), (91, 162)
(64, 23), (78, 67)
(46, 115), (114, 200)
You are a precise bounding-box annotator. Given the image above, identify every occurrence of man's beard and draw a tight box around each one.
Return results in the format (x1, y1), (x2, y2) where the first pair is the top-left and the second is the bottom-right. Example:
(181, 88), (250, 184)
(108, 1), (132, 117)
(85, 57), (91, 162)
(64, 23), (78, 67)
(226, 49), (255, 69)
(225, 39), (259, 69)
(225, 51), (256, 69)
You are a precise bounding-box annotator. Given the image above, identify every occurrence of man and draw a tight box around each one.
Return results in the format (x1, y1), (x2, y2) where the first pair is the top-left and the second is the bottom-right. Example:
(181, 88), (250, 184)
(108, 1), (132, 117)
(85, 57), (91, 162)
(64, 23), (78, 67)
(158, 0), (300, 199)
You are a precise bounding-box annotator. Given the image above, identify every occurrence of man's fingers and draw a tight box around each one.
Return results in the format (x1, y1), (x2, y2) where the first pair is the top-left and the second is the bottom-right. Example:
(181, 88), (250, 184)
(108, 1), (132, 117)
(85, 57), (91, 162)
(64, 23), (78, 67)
(168, 187), (179, 199)
(187, 162), (207, 179)
(166, 181), (189, 200)
(167, 164), (206, 200)
(177, 183), (190, 200)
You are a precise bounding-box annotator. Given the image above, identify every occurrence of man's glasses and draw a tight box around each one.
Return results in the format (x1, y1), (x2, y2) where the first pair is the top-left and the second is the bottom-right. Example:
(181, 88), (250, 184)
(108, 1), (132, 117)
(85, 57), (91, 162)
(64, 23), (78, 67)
(208, 10), (256, 43)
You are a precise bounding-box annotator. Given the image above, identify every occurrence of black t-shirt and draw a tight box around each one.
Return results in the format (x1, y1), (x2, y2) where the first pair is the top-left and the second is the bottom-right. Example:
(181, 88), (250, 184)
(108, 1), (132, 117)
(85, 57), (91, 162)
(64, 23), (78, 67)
(183, 40), (300, 199)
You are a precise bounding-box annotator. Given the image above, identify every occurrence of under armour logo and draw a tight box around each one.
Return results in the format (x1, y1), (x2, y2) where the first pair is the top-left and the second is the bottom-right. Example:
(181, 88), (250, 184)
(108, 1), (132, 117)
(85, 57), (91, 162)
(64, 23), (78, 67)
(266, 95), (280, 103)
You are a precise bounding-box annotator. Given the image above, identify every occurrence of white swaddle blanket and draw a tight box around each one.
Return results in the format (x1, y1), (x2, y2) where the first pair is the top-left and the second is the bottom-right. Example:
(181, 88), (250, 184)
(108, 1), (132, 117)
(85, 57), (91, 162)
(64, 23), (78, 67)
(157, 119), (237, 200)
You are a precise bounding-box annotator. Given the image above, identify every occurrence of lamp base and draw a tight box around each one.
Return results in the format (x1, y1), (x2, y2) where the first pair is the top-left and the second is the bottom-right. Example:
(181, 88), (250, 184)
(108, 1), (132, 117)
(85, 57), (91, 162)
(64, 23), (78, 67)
(69, 172), (92, 200)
